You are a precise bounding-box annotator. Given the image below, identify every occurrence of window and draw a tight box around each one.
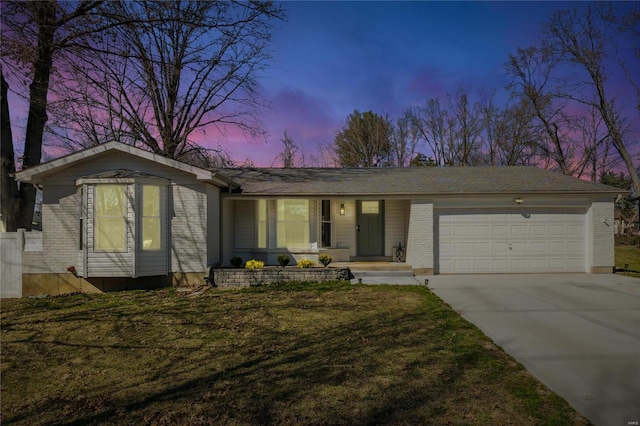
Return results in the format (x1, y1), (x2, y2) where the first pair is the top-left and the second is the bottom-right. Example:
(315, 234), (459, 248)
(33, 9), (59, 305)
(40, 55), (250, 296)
(95, 185), (126, 251)
(142, 185), (161, 250)
(277, 199), (309, 248)
(321, 200), (331, 247)
(361, 201), (380, 214)
(257, 199), (267, 248)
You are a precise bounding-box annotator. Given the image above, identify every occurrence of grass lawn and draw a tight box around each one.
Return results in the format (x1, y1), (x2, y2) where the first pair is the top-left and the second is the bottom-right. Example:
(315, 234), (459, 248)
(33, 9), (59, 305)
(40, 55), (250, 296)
(615, 244), (640, 278)
(1, 283), (588, 425)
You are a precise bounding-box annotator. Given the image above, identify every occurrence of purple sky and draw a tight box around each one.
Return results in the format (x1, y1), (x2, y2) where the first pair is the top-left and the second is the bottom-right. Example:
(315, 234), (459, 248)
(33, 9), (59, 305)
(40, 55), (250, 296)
(7, 1), (638, 167)
(213, 1), (591, 166)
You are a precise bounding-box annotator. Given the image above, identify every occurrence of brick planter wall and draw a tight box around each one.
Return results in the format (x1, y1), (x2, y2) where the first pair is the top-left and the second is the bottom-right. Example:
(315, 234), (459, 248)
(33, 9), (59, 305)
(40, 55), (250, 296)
(212, 267), (351, 289)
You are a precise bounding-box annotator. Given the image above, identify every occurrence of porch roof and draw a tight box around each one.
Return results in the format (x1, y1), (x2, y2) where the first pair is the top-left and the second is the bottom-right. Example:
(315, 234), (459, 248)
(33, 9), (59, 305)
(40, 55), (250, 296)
(217, 166), (625, 196)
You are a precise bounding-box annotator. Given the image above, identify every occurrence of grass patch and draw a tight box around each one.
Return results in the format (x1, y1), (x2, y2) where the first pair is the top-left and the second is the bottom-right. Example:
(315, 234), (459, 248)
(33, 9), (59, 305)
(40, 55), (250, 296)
(1, 283), (589, 425)
(615, 244), (640, 278)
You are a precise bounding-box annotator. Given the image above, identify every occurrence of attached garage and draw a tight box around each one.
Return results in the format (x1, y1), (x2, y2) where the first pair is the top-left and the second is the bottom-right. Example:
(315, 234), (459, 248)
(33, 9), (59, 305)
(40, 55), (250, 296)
(438, 208), (587, 273)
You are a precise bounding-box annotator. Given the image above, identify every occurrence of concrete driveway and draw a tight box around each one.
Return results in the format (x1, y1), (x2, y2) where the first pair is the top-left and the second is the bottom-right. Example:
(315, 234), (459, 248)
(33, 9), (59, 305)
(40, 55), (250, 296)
(426, 273), (640, 426)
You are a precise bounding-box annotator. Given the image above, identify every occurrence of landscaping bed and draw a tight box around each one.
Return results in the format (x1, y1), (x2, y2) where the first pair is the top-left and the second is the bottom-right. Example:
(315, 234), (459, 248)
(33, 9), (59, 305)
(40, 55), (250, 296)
(212, 266), (351, 288)
(0, 282), (589, 425)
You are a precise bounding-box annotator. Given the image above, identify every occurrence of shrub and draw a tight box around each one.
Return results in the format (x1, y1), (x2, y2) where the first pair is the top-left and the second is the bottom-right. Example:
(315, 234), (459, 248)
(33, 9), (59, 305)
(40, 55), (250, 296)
(230, 257), (243, 268)
(245, 259), (265, 270)
(297, 259), (316, 269)
(277, 254), (290, 267)
(318, 254), (333, 267)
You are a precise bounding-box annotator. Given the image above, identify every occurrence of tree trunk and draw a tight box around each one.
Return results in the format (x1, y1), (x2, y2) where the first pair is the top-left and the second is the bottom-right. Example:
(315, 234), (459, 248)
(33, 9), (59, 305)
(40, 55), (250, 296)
(15, 2), (57, 230)
(1, 71), (19, 232)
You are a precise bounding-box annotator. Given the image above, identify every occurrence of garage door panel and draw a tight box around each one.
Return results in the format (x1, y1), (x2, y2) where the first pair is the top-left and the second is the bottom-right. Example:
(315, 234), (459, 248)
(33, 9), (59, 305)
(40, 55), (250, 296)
(453, 259), (471, 271)
(549, 241), (565, 253)
(530, 241), (547, 253)
(529, 225), (546, 236)
(511, 258), (529, 271)
(492, 226), (509, 237)
(454, 225), (471, 237)
(567, 225), (584, 236)
(548, 225), (566, 236)
(473, 225), (491, 237)
(472, 242), (491, 254)
(569, 259), (585, 269)
(472, 259), (491, 271)
(511, 225), (528, 236)
(438, 209), (586, 273)
(453, 242), (471, 254)
(493, 242), (509, 253)
(511, 242), (527, 253)
(567, 241), (583, 254)
(530, 259), (547, 270)
(491, 259), (510, 272)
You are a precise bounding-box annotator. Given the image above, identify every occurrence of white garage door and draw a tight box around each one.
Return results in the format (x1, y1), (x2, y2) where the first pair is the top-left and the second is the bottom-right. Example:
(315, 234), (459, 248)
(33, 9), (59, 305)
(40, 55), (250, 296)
(438, 209), (586, 273)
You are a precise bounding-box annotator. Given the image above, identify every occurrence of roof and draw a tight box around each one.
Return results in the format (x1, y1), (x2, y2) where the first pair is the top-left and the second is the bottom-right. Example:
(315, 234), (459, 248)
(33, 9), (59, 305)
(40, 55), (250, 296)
(15, 141), (233, 187)
(217, 166), (627, 196)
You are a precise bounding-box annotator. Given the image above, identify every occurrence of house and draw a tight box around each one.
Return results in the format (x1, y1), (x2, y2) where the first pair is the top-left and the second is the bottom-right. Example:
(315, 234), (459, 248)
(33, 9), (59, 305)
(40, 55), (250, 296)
(14, 141), (626, 296)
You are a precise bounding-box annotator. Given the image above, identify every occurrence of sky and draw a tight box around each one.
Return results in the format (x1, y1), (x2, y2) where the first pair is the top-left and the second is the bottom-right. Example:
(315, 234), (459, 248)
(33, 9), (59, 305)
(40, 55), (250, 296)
(6, 1), (638, 167)
(211, 0), (630, 166)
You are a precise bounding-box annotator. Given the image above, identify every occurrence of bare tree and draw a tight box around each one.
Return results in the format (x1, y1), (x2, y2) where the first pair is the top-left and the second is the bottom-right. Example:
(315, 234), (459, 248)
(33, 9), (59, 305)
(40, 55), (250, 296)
(506, 47), (579, 175)
(389, 111), (421, 167)
(1, 1), (284, 230)
(408, 89), (484, 167)
(490, 99), (540, 166)
(334, 110), (392, 167)
(276, 130), (299, 167)
(59, 1), (284, 161)
(542, 4), (639, 194)
(1, 1), (107, 231)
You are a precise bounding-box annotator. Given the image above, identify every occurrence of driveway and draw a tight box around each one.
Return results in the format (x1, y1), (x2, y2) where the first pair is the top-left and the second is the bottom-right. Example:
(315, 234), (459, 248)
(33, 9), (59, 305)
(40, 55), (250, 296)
(426, 273), (640, 426)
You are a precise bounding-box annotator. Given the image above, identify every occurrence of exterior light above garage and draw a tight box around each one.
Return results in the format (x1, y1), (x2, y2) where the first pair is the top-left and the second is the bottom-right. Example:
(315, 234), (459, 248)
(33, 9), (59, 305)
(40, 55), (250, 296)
(514, 198), (524, 205)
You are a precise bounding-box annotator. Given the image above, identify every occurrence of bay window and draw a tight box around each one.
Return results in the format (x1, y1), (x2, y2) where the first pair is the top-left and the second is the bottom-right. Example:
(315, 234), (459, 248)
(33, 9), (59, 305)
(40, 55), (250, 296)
(142, 185), (161, 250)
(94, 185), (126, 251)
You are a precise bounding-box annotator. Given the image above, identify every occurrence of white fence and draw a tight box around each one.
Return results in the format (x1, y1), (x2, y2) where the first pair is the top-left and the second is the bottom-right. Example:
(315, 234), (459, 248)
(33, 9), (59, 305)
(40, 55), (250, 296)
(0, 230), (42, 298)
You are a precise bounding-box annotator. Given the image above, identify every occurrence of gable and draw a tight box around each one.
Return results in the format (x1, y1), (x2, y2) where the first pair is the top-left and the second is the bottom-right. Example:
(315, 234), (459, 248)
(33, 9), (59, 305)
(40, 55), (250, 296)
(16, 142), (231, 188)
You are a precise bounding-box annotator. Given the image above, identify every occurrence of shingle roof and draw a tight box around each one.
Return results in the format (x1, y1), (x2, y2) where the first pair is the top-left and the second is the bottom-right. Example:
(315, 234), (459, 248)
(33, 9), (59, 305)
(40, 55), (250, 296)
(217, 166), (624, 196)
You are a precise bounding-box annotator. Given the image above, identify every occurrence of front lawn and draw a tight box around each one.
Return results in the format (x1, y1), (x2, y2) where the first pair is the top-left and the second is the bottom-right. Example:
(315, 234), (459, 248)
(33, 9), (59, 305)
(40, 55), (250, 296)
(1, 283), (588, 425)
(615, 244), (640, 278)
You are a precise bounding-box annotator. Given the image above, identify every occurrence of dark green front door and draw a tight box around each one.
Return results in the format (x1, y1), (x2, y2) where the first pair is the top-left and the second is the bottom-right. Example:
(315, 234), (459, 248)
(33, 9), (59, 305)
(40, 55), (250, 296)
(357, 200), (384, 256)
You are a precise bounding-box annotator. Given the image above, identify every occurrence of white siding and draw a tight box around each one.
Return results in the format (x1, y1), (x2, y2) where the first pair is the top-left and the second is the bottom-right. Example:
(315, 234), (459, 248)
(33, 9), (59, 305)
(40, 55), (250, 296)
(405, 200), (434, 272)
(0, 232), (22, 298)
(385, 200), (406, 257)
(335, 200), (356, 257)
(36, 185), (82, 274)
(170, 184), (207, 273)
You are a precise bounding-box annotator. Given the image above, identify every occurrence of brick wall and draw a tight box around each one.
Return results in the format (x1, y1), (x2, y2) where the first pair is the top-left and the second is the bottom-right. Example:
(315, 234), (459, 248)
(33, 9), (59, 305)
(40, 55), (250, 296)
(212, 267), (351, 288)
(405, 200), (434, 274)
(590, 200), (614, 272)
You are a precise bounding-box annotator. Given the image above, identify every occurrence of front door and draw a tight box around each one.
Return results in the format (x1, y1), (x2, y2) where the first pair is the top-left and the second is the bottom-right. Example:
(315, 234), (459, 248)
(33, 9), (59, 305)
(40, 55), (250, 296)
(357, 200), (384, 256)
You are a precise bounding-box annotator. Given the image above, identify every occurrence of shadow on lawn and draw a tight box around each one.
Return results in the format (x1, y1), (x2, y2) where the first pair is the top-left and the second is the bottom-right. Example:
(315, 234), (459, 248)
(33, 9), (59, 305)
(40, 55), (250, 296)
(1, 288), (556, 425)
